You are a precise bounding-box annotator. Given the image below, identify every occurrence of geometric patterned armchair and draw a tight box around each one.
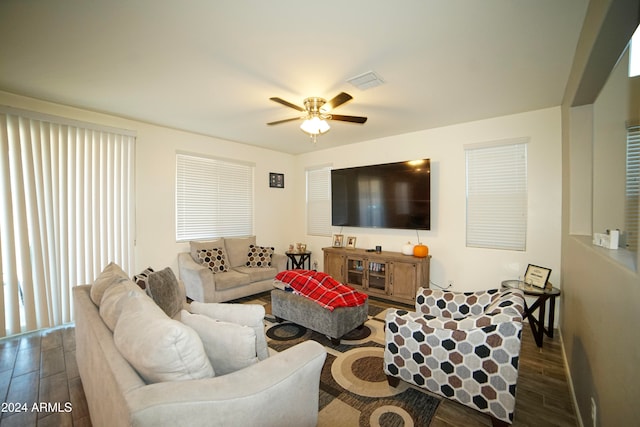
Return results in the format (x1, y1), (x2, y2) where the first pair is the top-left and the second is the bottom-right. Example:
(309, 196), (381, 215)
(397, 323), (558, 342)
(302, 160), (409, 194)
(384, 287), (525, 426)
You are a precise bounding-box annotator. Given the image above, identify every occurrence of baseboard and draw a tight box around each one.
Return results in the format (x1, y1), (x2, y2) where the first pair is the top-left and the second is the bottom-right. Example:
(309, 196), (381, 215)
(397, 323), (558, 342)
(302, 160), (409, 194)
(558, 329), (585, 427)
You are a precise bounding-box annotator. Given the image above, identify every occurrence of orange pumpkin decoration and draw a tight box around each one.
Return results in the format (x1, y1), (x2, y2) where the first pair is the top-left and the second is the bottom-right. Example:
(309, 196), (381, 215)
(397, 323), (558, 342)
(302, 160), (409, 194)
(413, 243), (429, 258)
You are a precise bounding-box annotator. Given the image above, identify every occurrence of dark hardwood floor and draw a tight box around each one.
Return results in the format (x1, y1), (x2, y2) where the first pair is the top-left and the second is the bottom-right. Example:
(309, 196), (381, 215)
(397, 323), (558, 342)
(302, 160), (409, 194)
(0, 299), (578, 427)
(0, 325), (90, 427)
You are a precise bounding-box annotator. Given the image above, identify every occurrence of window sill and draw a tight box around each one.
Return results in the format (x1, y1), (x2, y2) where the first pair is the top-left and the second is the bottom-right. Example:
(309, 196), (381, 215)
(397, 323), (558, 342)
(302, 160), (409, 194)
(573, 235), (638, 272)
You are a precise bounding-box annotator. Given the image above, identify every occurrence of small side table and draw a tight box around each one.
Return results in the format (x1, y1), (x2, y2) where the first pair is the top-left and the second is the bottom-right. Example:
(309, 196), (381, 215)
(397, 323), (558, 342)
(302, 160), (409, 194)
(501, 280), (561, 348)
(285, 251), (312, 270)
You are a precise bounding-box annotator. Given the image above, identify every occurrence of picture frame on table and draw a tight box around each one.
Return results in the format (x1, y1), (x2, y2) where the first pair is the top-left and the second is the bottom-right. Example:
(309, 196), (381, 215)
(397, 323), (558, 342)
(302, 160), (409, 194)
(346, 236), (357, 249)
(332, 234), (344, 247)
(524, 264), (552, 289)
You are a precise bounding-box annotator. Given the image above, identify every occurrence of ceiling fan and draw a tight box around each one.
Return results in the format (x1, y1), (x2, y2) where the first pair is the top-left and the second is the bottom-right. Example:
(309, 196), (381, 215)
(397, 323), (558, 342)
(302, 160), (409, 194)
(267, 92), (367, 142)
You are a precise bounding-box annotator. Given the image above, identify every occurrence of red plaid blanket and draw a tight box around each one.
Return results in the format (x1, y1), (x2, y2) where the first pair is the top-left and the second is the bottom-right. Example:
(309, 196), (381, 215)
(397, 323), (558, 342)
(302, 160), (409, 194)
(275, 270), (368, 311)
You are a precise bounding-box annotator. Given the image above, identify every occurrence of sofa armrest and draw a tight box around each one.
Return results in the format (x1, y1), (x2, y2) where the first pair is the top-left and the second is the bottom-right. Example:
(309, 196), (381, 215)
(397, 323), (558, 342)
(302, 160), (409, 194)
(178, 252), (214, 302)
(190, 301), (265, 325)
(271, 252), (287, 272)
(126, 340), (327, 427)
(189, 301), (269, 360)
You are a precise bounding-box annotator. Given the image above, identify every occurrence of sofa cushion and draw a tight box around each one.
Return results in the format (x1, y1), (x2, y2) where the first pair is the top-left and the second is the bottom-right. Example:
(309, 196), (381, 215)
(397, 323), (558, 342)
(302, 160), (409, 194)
(99, 279), (146, 331)
(224, 236), (256, 268)
(114, 292), (214, 383)
(180, 310), (259, 375)
(190, 238), (224, 263)
(132, 267), (154, 292)
(234, 266), (278, 283)
(214, 269), (251, 291)
(197, 248), (229, 273)
(90, 262), (129, 306)
(246, 244), (274, 268)
(146, 267), (183, 318)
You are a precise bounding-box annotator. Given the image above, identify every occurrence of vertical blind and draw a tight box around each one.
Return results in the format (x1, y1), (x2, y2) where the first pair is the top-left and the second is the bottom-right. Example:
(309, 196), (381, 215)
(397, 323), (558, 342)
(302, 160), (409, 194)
(306, 166), (332, 236)
(0, 108), (135, 337)
(465, 140), (528, 251)
(176, 153), (253, 241)
(626, 125), (639, 251)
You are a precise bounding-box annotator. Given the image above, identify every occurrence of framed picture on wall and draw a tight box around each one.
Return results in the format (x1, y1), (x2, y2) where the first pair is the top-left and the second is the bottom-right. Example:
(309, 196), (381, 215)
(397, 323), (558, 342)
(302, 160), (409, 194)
(524, 264), (552, 289)
(269, 172), (284, 188)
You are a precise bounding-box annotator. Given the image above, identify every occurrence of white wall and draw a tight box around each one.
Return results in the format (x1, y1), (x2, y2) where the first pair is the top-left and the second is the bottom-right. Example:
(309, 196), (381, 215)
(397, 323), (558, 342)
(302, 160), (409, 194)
(0, 91), (296, 275)
(560, 1), (640, 425)
(592, 49), (629, 233)
(295, 107), (563, 294)
(133, 125), (296, 272)
(0, 90), (563, 301)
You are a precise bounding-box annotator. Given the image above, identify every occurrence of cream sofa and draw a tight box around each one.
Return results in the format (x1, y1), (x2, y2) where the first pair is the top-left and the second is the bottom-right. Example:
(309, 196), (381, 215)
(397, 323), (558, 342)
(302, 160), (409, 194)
(178, 236), (287, 303)
(74, 264), (326, 427)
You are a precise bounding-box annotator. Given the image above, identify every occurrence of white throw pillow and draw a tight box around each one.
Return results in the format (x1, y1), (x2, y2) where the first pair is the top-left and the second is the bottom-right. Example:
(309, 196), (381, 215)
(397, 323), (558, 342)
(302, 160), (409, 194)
(180, 310), (259, 375)
(90, 262), (129, 306)
(114, 293), (214, 383)
(99, 279), (147, 331)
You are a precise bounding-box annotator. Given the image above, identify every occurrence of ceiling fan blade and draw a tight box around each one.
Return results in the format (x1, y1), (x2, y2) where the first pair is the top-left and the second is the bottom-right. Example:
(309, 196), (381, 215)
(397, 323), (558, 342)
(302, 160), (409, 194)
(267, 117), (301, 125)
(269, 97), (305, 112)
(323, 92), (353, 111)
(331, 114), (368, 124)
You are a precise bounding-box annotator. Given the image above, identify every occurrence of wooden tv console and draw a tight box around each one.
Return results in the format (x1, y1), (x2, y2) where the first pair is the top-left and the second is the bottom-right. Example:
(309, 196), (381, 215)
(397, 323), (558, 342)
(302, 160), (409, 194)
(322, 247), (430, 305)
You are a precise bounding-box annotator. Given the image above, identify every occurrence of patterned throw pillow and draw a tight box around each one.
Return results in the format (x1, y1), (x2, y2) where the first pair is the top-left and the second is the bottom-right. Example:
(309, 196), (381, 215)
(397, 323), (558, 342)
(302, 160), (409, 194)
(197, 248), (229, 273)
(133, 267), (154, 291)
(246, 244), (274, 268)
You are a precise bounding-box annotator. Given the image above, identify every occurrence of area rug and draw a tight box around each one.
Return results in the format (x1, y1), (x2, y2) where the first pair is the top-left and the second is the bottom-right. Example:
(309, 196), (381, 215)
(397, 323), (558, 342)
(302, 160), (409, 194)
(246, 294), (441, 427)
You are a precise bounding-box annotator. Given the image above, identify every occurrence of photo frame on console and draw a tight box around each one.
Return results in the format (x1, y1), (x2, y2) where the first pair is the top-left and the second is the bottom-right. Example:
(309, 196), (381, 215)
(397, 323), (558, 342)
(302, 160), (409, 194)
(346, 236), (357, 249)
(332, 234), (344, 247)
(524, 264), (552, 289)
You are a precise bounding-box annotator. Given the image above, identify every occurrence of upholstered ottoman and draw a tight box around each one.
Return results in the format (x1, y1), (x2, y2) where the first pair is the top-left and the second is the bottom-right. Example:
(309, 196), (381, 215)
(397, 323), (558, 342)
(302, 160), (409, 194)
(271, 289), (369, 344)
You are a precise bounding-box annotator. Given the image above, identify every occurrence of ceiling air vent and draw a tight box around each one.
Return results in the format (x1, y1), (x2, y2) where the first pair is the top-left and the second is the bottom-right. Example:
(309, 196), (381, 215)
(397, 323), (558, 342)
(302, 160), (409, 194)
(347, 71), (385, 90)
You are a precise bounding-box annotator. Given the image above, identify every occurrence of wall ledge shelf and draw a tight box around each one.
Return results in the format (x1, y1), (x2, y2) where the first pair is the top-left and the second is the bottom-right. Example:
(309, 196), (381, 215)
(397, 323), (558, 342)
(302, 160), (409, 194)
(571, 235), (638, 272)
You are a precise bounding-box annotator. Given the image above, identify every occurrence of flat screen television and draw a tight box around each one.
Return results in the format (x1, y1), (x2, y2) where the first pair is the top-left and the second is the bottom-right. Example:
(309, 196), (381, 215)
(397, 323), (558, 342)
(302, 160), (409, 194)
(331, 159), (431, 230)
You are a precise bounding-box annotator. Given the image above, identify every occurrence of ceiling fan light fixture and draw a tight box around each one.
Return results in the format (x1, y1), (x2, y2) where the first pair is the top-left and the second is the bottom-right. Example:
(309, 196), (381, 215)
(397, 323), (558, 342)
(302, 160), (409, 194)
(300, 116), (330, 135)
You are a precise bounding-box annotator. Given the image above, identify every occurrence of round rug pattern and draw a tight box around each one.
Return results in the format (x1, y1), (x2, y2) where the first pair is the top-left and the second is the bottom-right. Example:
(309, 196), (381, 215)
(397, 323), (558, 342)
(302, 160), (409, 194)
(263, 315), (440, 426)
(367, 405), (414, 427)
(266, 323), (308, 341)
(331, 347), (408, 398)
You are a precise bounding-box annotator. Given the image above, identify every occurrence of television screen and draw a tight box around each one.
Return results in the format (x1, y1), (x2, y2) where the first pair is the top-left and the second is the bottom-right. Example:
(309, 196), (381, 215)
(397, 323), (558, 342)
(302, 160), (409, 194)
(331, 159), (430, 230)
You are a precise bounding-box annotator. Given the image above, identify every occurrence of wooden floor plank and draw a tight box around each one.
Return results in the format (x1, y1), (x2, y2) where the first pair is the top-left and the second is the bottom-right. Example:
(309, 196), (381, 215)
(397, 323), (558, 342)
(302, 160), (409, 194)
(38, 371), (71, 417)
(40, 346), (66, 378)
(5, 371), (39, 408)
(12, 347), (40, 377)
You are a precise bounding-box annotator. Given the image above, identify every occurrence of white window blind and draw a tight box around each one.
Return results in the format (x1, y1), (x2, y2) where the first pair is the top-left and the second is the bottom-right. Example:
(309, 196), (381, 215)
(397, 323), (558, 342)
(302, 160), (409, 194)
(626, 125), (639, 251)
(176, 153), (253, 241)
(0, 107), (135, 336)
(465, 140), (528, 251)
(306, 165), (332, 236)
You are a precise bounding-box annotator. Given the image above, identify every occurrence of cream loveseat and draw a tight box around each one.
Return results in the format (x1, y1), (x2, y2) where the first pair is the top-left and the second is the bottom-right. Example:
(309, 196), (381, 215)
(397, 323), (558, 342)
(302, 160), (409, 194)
(178, 236), (287, 303)
(74, 263), (326, 427)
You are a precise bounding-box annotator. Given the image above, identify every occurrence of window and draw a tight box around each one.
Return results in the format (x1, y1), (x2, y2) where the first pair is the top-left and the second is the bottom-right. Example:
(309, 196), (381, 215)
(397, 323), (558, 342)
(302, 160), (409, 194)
(626, 125), (640, 251)
(176, 153), (253, 241)
(0, 107), (135, 336)
(306, 165), (332, 236)
(465, 139), (528, 251)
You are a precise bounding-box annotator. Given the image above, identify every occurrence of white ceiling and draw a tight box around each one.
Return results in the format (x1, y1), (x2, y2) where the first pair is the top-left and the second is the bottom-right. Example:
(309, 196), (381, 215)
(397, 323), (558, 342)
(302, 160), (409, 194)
(0, 0), (588, 154)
